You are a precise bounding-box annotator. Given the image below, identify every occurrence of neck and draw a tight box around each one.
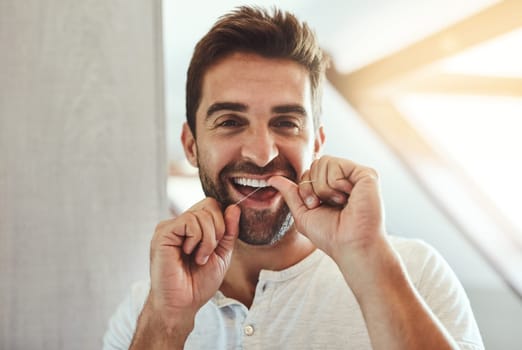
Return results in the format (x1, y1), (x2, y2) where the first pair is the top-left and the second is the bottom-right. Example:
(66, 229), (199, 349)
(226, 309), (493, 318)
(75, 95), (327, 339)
(220, 229), (315, 308)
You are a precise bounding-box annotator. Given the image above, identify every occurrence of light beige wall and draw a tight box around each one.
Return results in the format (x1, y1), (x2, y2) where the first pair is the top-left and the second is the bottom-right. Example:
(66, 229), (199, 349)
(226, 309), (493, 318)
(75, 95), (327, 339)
(0, 1), (166, 348)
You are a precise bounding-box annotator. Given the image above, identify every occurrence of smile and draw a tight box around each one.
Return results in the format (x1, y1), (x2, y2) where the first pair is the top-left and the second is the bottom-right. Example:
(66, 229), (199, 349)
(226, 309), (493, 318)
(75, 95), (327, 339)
(230, 176), (278, 203)
(233, 177), (270, 188)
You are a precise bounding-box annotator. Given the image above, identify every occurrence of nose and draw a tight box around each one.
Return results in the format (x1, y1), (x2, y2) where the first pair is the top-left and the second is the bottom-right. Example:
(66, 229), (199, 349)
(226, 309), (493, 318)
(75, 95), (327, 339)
(240, 127), (279, 167)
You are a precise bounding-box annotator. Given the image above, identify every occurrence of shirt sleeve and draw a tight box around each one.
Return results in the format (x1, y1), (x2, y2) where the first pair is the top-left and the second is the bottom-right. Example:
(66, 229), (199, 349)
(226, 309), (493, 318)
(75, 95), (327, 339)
(102, 281), (150, 350)
(400, 239), (485, 350)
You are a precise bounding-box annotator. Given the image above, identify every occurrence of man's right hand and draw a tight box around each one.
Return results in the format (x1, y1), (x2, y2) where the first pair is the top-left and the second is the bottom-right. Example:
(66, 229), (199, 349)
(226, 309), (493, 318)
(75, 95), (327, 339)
(130, 198), (240, 349)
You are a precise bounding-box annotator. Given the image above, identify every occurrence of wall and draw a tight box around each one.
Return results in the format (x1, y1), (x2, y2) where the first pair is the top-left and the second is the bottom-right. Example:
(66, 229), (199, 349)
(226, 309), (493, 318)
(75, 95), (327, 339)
(322, 83), (522, 349)
(0, 1), (166, 349)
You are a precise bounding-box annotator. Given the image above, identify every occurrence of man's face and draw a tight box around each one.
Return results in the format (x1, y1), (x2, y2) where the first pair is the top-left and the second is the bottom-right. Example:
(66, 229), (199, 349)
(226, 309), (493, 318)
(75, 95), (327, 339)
(183, 52), (324, 245)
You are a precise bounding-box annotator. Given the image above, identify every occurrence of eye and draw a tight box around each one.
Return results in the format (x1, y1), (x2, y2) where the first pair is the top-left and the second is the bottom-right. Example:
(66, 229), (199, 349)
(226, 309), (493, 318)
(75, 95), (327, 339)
(215, 115), (246, 129)
(218, 119), (240, 127)
(271, 117), (302, 132)
(274, 120), (299, 128)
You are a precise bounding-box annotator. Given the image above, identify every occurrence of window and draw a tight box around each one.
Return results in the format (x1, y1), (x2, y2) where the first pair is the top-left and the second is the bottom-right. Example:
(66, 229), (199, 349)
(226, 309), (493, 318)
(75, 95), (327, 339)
(328, 1), (522, 295)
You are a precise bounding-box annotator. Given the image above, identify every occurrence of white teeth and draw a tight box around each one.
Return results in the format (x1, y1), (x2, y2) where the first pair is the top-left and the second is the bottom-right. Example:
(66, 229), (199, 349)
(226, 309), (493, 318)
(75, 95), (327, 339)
(233, 177), (270, 188)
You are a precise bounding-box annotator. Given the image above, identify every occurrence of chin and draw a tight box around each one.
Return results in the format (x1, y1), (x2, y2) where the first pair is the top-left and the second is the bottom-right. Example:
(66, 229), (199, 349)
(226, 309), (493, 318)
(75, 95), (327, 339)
(237, 210), (294, 246)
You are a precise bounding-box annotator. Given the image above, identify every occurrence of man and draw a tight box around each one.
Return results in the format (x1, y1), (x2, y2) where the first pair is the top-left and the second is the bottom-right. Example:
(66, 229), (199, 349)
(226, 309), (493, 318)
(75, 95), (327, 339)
(104, 6), (483, 349)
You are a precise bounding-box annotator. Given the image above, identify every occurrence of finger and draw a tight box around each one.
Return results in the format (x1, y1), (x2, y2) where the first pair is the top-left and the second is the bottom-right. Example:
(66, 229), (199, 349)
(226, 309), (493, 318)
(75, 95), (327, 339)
(347, 168), (382, 206)
(152, 219), (184, 248)
(188, 198), (226, 240)
(215, 204), (241, 258)
(310, 157), (347, 206)
(153, 215), (197, 250)
(181, 212), (203, 256)
(150, 219), (187, 267)
(193, 209), (218, 265)
(327, 162), (353, 194)
(349, 166), (379, 184)
(298, 170), (319, 209)
(267, 175), (308, 218)
(325, 161), (350, 206)
(202, 201), (226, 242)
(334, 163), (380, 202)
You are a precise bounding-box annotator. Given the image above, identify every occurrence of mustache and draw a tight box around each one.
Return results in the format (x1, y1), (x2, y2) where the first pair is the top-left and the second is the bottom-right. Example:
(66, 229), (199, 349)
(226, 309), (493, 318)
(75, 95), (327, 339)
(221, 158), (298, 181)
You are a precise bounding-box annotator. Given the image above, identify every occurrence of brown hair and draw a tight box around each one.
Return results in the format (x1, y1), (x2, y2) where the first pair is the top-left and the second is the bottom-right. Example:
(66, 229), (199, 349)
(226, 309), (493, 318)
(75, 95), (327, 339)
(185, 6), (328, 135)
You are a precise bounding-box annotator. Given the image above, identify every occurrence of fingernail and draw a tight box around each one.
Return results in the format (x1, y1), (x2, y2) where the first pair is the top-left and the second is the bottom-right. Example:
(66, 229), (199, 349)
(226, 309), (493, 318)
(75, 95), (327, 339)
(333, 195), (345, 204)
(305, 196), (316, 208)
(199, 255), (209, 265)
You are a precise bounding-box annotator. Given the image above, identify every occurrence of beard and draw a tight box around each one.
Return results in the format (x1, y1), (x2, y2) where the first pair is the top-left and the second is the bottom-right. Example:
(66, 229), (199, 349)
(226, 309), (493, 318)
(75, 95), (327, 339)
(197, 157), (297, 246)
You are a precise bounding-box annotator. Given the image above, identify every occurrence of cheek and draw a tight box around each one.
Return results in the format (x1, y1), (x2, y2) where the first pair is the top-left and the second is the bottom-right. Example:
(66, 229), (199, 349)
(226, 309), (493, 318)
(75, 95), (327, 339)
(281, 143), (316, 176)
(197, 138), (238, 172)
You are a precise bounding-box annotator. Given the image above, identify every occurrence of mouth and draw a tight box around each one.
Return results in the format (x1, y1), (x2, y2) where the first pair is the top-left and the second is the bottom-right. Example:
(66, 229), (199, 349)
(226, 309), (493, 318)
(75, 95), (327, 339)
(230, 176), (279, 203)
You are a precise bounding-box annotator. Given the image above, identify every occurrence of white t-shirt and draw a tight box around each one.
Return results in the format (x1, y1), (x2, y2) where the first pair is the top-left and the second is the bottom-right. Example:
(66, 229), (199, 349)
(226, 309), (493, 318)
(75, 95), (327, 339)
(103, 237), (484, 349)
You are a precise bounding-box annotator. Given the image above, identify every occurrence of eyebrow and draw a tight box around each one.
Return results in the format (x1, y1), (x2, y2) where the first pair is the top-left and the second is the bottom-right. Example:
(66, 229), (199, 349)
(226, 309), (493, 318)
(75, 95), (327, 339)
(206, 102), (248, 118)
(205, 102), (307, 119)
(271, 104), (307, 116)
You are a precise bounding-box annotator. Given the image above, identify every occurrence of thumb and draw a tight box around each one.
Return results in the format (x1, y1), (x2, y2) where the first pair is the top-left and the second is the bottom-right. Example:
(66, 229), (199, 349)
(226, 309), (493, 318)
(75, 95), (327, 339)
(216, 204), (240, 256)
(268, 175), (308, 218)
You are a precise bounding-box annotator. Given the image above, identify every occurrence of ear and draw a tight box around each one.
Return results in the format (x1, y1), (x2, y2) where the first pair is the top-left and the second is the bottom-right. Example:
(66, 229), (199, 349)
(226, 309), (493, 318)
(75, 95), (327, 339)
(181, 123), (198, 168)
(313, 125), (325, 157)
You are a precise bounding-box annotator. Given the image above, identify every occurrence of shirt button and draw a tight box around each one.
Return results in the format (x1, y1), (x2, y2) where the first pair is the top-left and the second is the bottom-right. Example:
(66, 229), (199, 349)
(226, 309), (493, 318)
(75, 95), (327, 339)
(244, 324), (255, 336)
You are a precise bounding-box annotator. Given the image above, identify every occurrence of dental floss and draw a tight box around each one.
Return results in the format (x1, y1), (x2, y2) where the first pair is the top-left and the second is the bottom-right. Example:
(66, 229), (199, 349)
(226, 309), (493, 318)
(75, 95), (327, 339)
(299, 180), (314, 184)
(234, 186), (264, 205)
(234, 179), (318, 205)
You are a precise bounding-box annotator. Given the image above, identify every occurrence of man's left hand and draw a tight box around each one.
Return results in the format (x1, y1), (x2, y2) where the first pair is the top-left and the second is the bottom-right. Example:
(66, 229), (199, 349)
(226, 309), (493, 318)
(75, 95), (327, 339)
(268, 156), (386, 262)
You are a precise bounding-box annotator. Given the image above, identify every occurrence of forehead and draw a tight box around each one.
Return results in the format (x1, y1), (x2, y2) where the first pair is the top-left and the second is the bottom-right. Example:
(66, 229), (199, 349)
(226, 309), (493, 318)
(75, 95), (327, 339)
(197, 52), (312, 117)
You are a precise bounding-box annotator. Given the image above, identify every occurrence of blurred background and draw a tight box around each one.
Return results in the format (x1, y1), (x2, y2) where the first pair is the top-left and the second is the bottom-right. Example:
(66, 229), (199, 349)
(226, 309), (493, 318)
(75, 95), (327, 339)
(1, 0), (521, 349)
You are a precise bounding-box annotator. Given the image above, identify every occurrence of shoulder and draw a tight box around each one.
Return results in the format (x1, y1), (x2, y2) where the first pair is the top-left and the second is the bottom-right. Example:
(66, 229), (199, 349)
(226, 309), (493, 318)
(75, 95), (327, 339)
(102, 280), (150, 350)
(128, 280), (151, 309)
(115, 279), (151, 318)
(388, 235), (436, 257)
(388, 235), (469, 298)
(389, 236), (484, 347)
(388, 235), (448, 285)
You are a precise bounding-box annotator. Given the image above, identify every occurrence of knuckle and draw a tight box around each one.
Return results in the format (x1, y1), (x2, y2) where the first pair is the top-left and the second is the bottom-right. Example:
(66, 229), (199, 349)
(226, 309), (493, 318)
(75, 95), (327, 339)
(214, 220), (225, 237)
(365, 167), (379, 179)
(200, 207), (214, 220)
(185, 211), (199, 222)
(152, 219), (174, 243)
(154, 219), (170, 232)
(323, 155), (334, 162)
